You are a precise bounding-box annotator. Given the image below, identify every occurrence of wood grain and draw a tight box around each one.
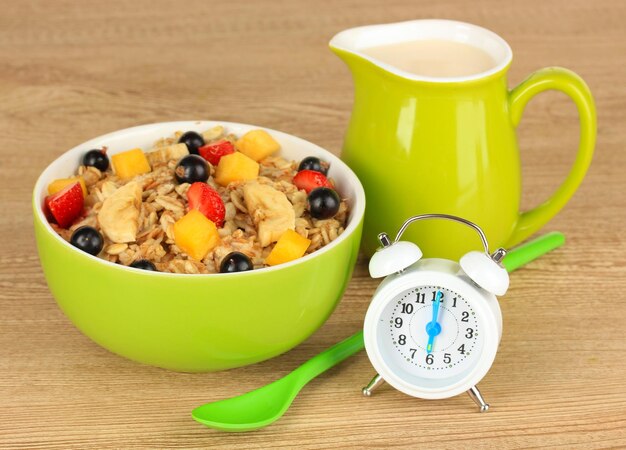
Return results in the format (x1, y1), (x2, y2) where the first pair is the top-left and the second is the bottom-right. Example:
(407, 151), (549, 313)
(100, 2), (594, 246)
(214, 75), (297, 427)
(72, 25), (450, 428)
(1, 0), (625, 448)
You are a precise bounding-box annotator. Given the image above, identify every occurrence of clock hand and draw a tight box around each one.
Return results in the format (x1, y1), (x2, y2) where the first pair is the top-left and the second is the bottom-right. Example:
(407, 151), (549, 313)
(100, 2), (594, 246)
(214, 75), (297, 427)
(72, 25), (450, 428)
(426, 291), (442, 354)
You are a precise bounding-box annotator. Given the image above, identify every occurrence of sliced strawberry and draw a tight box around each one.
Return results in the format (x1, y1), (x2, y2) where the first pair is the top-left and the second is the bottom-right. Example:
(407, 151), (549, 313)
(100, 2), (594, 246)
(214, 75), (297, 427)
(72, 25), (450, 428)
(293, 170), (333, 194)
(44, 181), (84, 228)
(198, 140), (235, 166)
(187, 182), (225, 227)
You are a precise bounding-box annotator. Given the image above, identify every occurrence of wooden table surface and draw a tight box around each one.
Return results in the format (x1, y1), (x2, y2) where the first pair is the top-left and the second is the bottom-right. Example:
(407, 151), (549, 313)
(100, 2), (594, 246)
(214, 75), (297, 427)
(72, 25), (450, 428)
(2, 0), (625, 448)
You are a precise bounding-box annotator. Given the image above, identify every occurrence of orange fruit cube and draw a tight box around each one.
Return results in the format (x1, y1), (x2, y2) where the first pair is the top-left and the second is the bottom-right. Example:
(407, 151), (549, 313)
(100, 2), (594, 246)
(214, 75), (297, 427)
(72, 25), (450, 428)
(214, 152), (260, 186)
(48, 177), (88, 197)
(111, 148), (151, 179)
(235, 129), (280, 162)
(265, 229), (311, 266)
(173, 210), (220, 261)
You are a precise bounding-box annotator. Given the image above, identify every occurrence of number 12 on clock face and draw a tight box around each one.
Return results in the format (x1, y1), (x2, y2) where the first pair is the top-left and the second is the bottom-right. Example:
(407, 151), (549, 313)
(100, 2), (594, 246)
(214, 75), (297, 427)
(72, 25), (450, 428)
(413, 290), (459, 308)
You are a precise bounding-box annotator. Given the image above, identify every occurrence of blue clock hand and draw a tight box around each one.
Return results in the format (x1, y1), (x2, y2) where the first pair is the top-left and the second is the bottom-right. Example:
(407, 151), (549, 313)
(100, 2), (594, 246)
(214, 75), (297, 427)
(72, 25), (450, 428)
(426, 291), (442, 354)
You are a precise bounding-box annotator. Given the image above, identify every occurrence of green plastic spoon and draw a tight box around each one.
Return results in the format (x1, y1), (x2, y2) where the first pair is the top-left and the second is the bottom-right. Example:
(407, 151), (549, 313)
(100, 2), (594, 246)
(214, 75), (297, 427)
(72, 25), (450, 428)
(192, 231), (565, 432)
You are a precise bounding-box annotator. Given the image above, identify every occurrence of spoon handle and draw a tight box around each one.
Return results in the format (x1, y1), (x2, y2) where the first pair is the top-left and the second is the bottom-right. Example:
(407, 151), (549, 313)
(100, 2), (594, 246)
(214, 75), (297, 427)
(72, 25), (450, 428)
(502, 231), (565, 272)
(292, 331), (364, 386)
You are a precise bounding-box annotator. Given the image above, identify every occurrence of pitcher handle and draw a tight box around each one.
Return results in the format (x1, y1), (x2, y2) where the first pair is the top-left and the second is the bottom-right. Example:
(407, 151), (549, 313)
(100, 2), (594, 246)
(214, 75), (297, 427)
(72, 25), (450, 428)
(505, 67), (596, 247)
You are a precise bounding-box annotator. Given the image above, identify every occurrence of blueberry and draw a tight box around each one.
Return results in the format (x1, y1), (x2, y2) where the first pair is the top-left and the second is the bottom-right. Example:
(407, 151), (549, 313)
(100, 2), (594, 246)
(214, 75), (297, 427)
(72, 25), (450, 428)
(70, 226), (104, 256)
(174, 154), (209, 184)
(298, 156), (328, 175)
(83, 149), (109, 171)
(178, 131), (205, 155)
(130, 259), (157, 271)
(307, 187), (340, 219)
(220, 252), (254, 273)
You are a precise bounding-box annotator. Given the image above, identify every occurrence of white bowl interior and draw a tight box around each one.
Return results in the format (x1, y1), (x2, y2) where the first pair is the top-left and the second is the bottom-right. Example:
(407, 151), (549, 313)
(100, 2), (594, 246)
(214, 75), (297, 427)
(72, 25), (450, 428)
(34, 121), (366, 276)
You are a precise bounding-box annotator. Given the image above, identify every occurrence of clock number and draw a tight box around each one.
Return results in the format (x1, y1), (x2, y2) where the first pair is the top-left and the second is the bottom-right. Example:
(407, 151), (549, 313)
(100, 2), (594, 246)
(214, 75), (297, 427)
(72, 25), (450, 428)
(398, 334), (406, 345)
(394, 317), (403, 328)
(458, 344), (466, 354)
(415, 293), (425, 304)
(443, 353), (451, 364)
(465, 328), (474, 339)
(452, 297), (457, 308)
(410, 348), (417, 359)
(425, 354), (434, 365)
(401, 303), (414, 314)
(461, 311), (469, 322)
(431, 291), (444, 301)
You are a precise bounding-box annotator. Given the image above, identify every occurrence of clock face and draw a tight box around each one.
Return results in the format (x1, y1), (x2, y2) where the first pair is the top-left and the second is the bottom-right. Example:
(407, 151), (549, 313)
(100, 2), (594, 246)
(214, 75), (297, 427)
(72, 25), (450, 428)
(378, 285), (484, 381)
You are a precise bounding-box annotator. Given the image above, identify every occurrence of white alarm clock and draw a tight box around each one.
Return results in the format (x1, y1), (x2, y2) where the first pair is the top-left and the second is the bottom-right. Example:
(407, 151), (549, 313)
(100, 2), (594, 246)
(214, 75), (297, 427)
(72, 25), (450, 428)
(362, 214), (510, 412)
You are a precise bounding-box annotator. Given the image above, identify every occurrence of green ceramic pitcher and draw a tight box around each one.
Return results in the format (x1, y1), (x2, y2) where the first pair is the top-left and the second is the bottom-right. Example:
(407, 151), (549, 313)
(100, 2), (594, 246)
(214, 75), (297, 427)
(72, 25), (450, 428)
(330, 20), (596, 259)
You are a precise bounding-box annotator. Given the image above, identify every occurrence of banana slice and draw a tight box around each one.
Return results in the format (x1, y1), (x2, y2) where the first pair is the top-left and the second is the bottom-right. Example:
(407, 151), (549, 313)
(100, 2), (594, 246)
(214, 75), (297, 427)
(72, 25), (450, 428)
(145, 143), (189, 166)
(98, 182), (142, 243)
(202, 125), (224, 143)
(243, 182), (295, 247)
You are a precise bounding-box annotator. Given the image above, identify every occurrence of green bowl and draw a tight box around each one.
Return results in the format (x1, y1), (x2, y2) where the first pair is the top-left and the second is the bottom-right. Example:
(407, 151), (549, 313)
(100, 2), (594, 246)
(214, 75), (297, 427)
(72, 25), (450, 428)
(33, 121), (365, 372)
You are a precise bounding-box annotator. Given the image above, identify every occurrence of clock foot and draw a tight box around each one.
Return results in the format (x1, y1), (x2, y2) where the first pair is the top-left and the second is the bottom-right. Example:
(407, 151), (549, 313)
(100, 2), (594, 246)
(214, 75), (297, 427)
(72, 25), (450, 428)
(467, 385), (489, 412)
(362, 373), (385, 397)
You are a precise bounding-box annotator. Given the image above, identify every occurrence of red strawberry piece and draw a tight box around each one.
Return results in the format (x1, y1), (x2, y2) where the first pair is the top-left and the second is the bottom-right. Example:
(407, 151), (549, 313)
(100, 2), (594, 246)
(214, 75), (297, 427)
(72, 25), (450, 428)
(293, 170), (333, 194)
(187, 182), (226, 227)
(198, 140), (235, 166)
(44, 181), (84, 228)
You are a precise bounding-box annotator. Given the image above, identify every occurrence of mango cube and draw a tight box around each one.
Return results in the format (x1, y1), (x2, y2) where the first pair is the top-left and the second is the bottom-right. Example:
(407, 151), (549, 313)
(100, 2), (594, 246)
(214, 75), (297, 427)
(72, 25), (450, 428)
(48, 177), (87, 197)
(174, 210), (220, 261)
(265, 229), (311, 266)
(235, 129), (280, 162)
(214, 152), (260, 186)
(111, 148), (151, 179)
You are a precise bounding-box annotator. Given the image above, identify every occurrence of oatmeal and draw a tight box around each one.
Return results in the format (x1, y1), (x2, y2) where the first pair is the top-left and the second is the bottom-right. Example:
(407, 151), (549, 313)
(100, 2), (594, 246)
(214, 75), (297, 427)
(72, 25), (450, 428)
(44, 126), (349, 274)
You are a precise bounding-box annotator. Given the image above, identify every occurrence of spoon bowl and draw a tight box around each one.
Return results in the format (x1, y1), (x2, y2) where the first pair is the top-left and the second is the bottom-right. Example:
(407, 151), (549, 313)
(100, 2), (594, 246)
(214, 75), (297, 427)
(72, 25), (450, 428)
(192, 373), (304, 432)
(192, 332), (365, 432)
